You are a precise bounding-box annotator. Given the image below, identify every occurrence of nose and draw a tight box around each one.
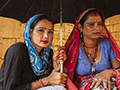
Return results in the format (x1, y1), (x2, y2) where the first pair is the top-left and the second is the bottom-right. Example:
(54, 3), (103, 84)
(94, 24), (98, 29)
(44, 31), (48, 38)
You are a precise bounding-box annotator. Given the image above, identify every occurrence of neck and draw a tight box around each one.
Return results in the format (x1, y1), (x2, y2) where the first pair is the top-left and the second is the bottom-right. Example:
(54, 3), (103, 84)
(83, 38), (98, 48)
(31, 42), (43, 54)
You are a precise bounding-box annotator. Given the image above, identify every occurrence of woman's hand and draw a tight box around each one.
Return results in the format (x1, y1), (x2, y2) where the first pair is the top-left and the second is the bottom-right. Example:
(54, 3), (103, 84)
(54, 46), (67, 65)
(45, 65), (67, 87)
(90, 69), (116, 90)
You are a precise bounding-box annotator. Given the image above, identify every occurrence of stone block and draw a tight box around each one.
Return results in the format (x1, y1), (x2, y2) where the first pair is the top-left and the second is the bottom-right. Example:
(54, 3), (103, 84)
(111, 33), (118, 40)
(64, 32), (71, 40)
(52, 39), (60, 46)
(53, 31), (59, 39)
(1, 39), (16, 59)
(64, 23), (74, 33)
(51, 46), (58, 54)
(62, 39), (67, 46)
(113, 24), (120, 32)
(106, 25), (114, 33)
(0, 17), (25, 38)
(17, 36), (24, 42)
(105, 15), (120, 25)
(54, 23), (65, 31)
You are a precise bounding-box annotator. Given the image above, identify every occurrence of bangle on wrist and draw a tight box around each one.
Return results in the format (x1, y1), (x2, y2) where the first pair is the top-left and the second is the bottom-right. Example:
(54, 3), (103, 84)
(36, 80), (43, 87)
(39, 79), (44, 87)
(111, 69), (119, 76)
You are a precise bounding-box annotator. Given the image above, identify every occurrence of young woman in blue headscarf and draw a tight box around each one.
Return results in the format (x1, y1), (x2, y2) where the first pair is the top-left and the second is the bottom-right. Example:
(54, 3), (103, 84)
(0, 14), (67, 90)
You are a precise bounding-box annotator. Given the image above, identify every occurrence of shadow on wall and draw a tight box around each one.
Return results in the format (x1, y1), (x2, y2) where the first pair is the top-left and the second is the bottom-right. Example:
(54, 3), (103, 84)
(0, 15), (120, 67)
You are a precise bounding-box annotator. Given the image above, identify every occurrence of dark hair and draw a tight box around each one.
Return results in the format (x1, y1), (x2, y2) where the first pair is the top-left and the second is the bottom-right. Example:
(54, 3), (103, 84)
(30, 15), (53, 29)
(79, 9), (103, 28)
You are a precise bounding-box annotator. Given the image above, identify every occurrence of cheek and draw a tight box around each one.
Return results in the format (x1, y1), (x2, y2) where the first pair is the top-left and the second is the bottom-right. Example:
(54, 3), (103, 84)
(49, 34), (53, 41)
(83, 27), (92, 32)
(32, 33), (43, 41)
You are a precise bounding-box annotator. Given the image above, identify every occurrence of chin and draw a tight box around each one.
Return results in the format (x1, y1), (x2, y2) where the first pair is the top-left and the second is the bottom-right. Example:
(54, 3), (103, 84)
(41, 44), (49, 48)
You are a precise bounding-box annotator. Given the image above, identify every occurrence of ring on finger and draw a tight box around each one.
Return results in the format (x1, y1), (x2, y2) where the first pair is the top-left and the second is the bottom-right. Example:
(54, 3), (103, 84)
(103, 80), (107, 83)
(93, 78), (98, 81)
(98, 78), (102, 81)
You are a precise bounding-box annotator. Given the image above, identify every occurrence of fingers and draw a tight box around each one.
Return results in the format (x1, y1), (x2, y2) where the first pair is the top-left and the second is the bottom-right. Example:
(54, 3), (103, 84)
(90, 77), (111, 90)
(107, 80), (111, 90)
(103, 80), (108, 89)
(90, 78), (102, 88)
(94, 78), (102, 88)
(90, 78), (97, 88)
(59, 73), (67, 86)
(54, 46), (66, 64)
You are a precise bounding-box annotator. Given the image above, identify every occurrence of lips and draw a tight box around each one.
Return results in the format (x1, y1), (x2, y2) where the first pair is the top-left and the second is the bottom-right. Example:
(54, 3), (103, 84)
(42, 40), (48, 44)
(94, 32), (100, 35)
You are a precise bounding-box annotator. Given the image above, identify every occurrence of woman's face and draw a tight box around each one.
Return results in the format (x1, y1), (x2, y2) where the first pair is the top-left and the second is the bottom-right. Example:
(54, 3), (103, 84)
(79, 12), (103, 40)
(30, 19), (53, 50)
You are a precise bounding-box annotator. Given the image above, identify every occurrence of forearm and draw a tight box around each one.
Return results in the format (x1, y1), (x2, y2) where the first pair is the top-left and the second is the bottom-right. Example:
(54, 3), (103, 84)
(31, 77), (50, 90)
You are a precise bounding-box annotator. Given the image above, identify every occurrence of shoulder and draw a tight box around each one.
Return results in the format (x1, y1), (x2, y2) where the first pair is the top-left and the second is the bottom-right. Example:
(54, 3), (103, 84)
(5, 42), (28, 56)
(100, 38), (110, 46)
(100, 38), (109, 43)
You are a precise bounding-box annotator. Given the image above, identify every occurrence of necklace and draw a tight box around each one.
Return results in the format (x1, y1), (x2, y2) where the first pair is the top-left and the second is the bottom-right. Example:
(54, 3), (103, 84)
(81, 39), (98, 73)
(82, 41), (97, 49)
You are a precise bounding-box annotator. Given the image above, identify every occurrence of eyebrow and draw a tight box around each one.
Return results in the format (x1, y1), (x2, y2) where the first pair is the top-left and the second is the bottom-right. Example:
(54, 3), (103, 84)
(37, 27), (54, 30)
(87, 21), (103, 24)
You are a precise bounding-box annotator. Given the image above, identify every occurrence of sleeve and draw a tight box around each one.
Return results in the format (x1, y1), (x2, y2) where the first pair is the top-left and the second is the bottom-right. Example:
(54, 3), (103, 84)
(109, 45), (116, 60)
(3, 45), (31, 90)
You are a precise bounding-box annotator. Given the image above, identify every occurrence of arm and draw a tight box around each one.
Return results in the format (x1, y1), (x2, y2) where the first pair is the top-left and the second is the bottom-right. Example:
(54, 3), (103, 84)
(31, 66), (67, 89)
(3, 47), (31, 90)
(31, 47), (67, 89)
(90, 39), (120, 90)
(90, 58), (120, 90)
(111, 58), (120, 75)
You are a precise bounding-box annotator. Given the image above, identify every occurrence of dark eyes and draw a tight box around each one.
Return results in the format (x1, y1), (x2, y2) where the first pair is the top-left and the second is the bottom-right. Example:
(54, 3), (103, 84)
(89, 23), (94, 26)
(39, 29), (44, 32)
(38, 29), (53, 34)
(49, 31), (53, 34)
(88, 23), (103, 28)
(89, 23), (103, 26)
(98, 23), (103, 26)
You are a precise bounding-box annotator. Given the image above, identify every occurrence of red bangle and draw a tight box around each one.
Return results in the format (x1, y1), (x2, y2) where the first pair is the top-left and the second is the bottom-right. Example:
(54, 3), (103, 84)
(39, 79), (44, 87)
(111, 69), (119, 76)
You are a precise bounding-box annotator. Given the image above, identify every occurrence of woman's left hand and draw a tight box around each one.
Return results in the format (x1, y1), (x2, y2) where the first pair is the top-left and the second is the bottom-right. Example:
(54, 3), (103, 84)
(54, 46), (67, 65)
(90, 69), (116, 90)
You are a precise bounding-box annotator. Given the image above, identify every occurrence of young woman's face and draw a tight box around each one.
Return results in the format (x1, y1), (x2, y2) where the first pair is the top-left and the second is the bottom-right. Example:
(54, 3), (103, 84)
(30, 19), (53, 49)
(79, 12), (103, 40)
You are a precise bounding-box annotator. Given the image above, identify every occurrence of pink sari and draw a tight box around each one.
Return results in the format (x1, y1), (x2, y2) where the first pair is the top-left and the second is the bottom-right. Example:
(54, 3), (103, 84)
(64, 8), (120, 90)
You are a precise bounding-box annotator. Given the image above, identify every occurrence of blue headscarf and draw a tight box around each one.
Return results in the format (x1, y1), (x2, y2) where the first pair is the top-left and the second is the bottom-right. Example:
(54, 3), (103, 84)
(24, 14), (53, 76)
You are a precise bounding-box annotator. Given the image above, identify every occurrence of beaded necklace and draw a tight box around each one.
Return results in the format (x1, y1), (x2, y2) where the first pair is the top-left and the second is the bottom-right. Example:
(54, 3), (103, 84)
(82, 39), (98, 73)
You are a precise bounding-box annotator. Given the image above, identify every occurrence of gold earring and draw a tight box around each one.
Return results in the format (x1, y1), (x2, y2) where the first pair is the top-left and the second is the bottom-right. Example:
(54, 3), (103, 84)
(80, 32), (82, 38)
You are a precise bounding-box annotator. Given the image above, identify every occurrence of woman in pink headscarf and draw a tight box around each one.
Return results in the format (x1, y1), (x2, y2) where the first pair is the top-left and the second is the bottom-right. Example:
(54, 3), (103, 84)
(64, 8), (120, 90)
